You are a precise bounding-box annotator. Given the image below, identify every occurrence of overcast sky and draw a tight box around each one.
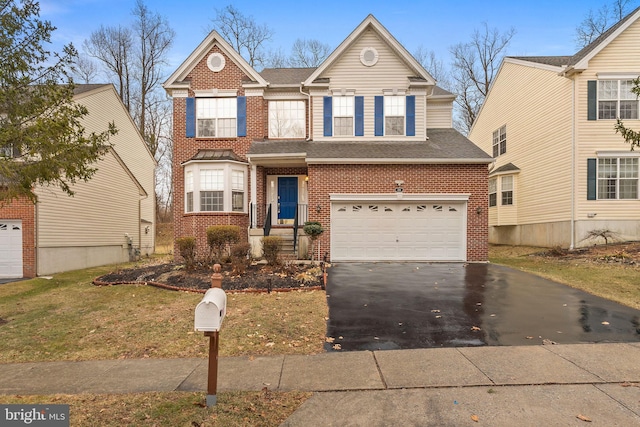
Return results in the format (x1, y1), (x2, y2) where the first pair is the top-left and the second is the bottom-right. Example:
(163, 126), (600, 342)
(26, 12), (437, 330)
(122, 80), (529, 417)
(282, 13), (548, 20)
(39, 0), (636, 73)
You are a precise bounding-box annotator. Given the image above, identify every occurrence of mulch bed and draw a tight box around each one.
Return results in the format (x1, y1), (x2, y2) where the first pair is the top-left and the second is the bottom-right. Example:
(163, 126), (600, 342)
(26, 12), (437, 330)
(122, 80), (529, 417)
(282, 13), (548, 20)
(94, 262), (325, 294)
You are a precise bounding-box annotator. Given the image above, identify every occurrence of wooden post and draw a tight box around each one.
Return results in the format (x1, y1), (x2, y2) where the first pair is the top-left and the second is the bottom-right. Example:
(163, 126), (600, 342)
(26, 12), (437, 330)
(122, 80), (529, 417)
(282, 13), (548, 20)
(205, 330), (219, 406)
(211, 263), (222, 288)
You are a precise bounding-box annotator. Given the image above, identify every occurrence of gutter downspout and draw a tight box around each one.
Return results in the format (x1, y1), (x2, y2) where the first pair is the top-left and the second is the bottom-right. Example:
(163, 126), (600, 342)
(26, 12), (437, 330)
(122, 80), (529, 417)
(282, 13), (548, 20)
(300, 83), (311, 141)
(570, 77), (576, 250)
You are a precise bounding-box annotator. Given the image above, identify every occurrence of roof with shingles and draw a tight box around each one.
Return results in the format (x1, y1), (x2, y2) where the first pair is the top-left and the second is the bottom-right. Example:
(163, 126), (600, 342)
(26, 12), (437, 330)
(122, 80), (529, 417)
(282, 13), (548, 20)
(259, 68), (316, 84)
(490, 162), (520, 175)
(73, 84), (111, 95)
(248, 128), (492, 162)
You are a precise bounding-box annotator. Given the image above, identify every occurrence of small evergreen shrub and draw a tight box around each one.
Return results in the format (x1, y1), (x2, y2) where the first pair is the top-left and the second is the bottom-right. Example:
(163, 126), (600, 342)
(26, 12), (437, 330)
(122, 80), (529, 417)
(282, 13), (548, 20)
(262, 236), (283, 266)
(230, 242), (251, 275)
(176, 237), (196, 270)
(206, 225), (241, 262)
(303, 221), (324, 261)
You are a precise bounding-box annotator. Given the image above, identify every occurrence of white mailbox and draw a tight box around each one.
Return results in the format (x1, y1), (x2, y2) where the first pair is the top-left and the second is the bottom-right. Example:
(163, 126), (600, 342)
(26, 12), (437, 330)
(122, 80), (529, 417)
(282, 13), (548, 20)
(194, 288), (227, 332)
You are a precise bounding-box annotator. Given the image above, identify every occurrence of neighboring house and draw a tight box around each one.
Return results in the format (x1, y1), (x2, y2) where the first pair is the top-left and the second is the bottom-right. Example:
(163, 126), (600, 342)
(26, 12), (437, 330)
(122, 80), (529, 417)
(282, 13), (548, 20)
(164, 15), (491, 262)
(469, 7), (640, 249)
(0, 84), (156, 278)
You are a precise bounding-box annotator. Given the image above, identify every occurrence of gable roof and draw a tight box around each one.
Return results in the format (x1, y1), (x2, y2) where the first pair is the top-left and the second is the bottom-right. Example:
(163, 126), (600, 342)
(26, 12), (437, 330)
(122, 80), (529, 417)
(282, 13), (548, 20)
(507, 6), (640, 74)
(260, 68), (316, 85)
(303, 15), (436, 86)
(163, 30), (268, 91)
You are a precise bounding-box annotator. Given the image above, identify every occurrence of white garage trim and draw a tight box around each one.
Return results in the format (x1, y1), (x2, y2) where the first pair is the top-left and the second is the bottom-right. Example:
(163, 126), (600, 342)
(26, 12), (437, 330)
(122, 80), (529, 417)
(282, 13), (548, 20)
(330, 193), (470, 202)
(0, 220), (23, 278)
(330, 196), (467, 262)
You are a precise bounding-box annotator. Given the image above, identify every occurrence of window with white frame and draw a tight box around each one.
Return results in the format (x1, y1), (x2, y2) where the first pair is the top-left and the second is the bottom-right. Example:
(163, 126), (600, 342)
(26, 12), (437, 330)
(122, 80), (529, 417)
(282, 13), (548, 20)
(489, 178), (497, 207)
(384, 96), (405, 136)
(598, 157), (638, 199)
(501, 175), (513, 205)
(598, 80), (639, 120)
(185, 171), (194, 212)
(333, 96), (354, 136)
(268, 100), (305, 138)
(231, 170), (245, 212)
(184, 163), (247, 213)
(196, 98), (237, 137)
(492, 125), (506, 157)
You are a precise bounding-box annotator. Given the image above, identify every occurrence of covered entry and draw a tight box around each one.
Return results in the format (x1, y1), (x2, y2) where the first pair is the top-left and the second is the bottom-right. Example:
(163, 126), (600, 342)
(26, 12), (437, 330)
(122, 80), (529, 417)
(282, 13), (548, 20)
(330, 195), (467, 261)
(0, 220), (23, 278)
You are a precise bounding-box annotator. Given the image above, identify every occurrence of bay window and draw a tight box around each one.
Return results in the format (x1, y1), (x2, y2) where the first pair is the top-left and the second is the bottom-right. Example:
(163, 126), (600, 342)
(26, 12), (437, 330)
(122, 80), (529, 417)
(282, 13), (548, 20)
(183, 162), (247, 213)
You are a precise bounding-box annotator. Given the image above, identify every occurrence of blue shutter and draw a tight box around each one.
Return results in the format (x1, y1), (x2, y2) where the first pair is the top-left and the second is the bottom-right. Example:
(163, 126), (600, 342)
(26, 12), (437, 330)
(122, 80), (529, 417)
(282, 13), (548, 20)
(237, 96), (247, 137)
(587, 158), (597, 200)
(406, 95), (415, 136)
(323, 96), (332, 136)
(587, 81), (597, 121)
(355, 96), (364, 136)
(374, 96), (384, 136)
(186, 97), (195, 138)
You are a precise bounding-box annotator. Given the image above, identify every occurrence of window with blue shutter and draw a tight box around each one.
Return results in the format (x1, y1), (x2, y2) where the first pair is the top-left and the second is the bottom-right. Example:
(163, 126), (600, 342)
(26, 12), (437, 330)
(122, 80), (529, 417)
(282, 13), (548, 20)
(587, 158), (597, 200)
(406, 95), (415, 136)
(374, 96), (384, 136)
(323, 96), (332, 136)
(355, 96), (364, 136)
(237, 96), (246, 137)
(186, 97), (195, 138)
(587, 81), (597, 121)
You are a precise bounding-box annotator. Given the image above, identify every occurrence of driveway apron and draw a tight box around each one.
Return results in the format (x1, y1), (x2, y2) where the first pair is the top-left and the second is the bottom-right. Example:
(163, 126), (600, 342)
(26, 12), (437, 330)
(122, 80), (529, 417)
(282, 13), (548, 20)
(325, 263), (640, 351)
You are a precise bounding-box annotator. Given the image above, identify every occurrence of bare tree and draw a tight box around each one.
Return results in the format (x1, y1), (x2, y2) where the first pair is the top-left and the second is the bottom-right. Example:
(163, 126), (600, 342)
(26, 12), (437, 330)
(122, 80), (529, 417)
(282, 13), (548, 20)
(211, 5), (273, 68)
(84, 25), (134, 111)
(132, 0), (174, 145)
(575, 0), (634, 48)
(70, 54), (99, 83)
(449, 23), (515, 134)
(413, 45), (451, 90)
(289, 39), (331, 67)
(265, 47), (288, 68)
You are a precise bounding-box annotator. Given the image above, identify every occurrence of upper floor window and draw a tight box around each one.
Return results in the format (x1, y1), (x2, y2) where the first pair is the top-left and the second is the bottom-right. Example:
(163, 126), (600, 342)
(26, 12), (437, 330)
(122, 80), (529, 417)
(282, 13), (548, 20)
(0, 144), (18, 158)
(384, 96), (405, 136)
(501, 175), (513, 205)
(489, 178), (497, 207)
(333, 96), (354, 136)
(492, 125), (506, 157)
(269, 100), (305, 138)
(183, 163), (247, 213)
(196, 98), (237, 137)
(598, 80), (638, 120)
(597, 157), (638, 199)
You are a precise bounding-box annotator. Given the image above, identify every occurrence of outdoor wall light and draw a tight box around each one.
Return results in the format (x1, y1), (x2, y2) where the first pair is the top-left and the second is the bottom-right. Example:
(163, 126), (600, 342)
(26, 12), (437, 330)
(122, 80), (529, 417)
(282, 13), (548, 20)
(316, 204), (321, 213)
(304, 176), (309, 182)
(476, 207), (483, 215)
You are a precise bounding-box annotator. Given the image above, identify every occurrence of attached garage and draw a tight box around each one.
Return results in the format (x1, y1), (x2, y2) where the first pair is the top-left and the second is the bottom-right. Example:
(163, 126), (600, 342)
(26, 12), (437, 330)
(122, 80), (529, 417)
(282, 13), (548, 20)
(0, 220), (23, 278)
(330, 195), (468, 261)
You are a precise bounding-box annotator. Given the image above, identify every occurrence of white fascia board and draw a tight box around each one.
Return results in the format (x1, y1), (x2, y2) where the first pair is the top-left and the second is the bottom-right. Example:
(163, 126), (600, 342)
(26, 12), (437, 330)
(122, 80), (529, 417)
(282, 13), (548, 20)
(330, 193), (471, 202)
(307, 158), (493, 165)
(181, 159), (249, 167)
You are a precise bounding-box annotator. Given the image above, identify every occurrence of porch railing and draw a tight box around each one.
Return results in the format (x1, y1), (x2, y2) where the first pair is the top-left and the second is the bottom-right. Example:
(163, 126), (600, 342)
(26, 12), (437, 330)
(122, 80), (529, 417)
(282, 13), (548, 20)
(250, 204), (308, 231)
(264, 204), (272, 237)
(293, 204), (299, 252)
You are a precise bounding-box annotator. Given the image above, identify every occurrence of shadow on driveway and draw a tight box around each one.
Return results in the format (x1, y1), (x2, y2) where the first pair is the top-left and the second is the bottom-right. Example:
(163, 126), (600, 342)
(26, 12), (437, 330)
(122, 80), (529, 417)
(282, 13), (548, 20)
(325, 263), (640, 351)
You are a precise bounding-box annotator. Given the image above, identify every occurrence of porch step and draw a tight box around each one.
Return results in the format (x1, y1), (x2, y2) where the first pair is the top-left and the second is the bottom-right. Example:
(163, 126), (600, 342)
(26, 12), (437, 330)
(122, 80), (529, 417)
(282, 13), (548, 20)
(267, 228), (297, 255)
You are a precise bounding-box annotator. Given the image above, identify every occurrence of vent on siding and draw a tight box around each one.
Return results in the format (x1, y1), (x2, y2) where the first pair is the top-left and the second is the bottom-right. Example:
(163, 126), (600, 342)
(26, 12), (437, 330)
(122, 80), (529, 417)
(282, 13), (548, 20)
(360, 47), (379, 67)
(207, 53), (225, 72)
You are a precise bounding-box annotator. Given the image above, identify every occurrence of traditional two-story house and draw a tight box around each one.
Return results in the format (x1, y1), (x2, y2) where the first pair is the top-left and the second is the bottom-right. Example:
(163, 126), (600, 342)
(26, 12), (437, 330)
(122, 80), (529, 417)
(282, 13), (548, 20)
(469, 7), (640, 249)
(164, 15), (491, 262)
(0, 84), (156, 278)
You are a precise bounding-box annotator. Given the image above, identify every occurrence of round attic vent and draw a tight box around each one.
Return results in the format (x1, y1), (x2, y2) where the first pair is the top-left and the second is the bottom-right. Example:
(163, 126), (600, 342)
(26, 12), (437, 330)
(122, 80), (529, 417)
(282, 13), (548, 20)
(207, 53), (225, 72)
(360, 47), (379, 67)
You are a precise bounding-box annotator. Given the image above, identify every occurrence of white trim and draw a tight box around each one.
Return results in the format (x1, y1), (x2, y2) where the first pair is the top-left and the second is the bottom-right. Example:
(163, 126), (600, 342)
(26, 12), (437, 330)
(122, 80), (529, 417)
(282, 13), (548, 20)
(206, 53), (226, 72)
(182, 158), (248, 167)
(596, 150), (640, 157)
(193, 89), (237, 97)
(244, 88), (264, 97)
(597, 73), (640, 79)
(505, 57), (564, 73)
(329, 193), (470, 202)
(263, 92), (307, 100)
(171, 89), (189, 98)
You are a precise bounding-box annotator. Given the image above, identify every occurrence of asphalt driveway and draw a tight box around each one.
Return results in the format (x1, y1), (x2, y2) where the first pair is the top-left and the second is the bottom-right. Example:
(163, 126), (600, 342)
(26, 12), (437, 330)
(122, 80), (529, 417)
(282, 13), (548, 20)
(325, 263), (640, 351)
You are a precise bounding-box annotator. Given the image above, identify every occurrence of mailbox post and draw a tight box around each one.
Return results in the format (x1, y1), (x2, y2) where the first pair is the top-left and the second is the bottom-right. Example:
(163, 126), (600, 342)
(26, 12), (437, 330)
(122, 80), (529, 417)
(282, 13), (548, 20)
(194, 271), (226, 407)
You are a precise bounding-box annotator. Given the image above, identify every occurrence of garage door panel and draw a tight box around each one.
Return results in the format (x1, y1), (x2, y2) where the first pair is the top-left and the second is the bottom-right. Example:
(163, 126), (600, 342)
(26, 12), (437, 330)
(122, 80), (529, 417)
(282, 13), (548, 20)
(331, 201), (466, 261)
(0, 220), (23, 278)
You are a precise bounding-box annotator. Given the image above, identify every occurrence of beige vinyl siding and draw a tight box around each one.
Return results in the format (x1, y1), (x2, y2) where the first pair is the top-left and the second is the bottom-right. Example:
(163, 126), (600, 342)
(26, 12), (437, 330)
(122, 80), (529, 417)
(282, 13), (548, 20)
(35, 150), (141, 247)
(573, 18), (640, 222)
(75, 86), (156, 253)
(469, 61), (573, 226)
(312, 29), (426, 140)
(426, 100), (453, 128)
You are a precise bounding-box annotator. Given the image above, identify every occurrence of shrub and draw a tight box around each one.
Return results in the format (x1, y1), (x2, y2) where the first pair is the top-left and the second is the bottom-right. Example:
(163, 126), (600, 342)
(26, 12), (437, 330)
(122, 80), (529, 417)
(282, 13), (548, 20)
(230, 242), (251, 275)
(206, 225), (241, 262)
(303, 221), (324, 261)
(262, 236), (283, 266)
(176, 237), (196, 270)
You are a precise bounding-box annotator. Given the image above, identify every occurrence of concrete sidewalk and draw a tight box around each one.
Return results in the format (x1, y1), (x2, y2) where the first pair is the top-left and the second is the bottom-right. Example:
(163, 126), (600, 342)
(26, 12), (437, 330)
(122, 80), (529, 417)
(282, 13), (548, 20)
(1, 343), (640, 425)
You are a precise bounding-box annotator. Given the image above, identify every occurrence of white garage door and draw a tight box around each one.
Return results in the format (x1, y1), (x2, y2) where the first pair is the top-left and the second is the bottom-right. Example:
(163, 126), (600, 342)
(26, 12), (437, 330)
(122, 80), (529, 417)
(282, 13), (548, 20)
(0, 220), (23, 278)
(331, 201), (466, 261)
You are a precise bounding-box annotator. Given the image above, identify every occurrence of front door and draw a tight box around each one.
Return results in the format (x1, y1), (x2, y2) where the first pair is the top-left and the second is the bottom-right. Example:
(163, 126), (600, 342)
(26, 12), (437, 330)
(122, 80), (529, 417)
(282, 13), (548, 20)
(278, 177), (298, 223)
